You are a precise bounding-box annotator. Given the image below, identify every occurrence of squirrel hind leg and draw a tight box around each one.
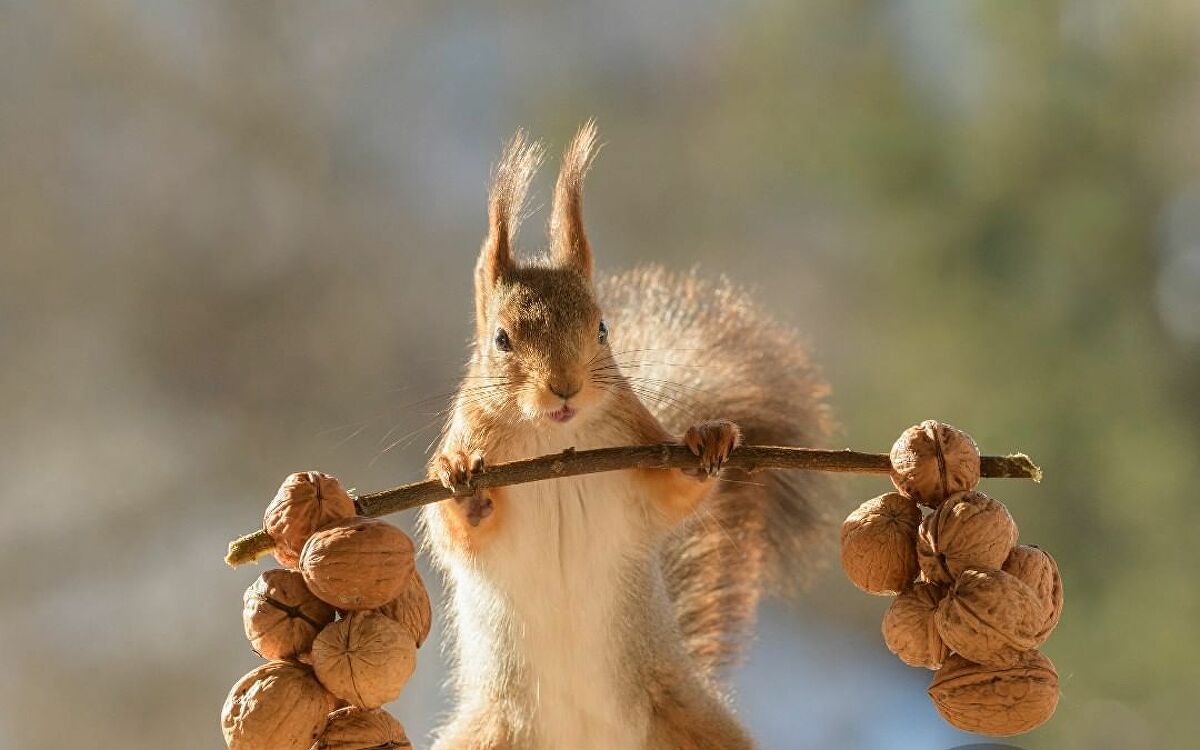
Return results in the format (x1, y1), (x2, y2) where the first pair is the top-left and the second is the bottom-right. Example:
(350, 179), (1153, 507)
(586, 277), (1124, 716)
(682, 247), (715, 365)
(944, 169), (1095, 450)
(646, 673), (757, 750)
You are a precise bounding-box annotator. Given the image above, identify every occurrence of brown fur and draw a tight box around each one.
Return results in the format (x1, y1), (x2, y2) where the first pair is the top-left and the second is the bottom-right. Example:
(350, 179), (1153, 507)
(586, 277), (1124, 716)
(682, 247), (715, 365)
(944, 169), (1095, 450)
(475, 131), (545, 338)
(598, 267), (835, 673)
(550, 119), (599, 275)
(645, 674), (756, 750)
(423, 125), (832, 749)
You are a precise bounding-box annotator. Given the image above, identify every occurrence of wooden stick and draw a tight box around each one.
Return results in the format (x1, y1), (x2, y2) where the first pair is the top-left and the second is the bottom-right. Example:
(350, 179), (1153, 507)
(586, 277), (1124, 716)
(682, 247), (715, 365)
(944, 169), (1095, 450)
(225, 444), (1041, 567)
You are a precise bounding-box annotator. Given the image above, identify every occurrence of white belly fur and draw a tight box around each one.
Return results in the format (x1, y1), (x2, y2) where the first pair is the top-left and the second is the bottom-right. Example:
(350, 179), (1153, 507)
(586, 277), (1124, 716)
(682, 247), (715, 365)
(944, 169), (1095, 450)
(445, 424), (656, 749)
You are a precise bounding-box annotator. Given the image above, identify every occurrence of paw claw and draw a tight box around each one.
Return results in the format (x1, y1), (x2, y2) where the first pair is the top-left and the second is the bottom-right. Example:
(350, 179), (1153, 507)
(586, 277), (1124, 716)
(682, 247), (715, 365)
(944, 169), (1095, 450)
(682, 419), (741, 480)
(434, 449), (486, 495)
(434, 449), (495, 526)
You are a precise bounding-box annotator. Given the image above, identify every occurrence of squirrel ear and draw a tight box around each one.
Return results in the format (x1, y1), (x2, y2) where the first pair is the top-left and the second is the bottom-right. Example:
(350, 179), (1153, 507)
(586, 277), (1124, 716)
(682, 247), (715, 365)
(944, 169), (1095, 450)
(550, 120), (600, 279)
(476, 130), (543, 304)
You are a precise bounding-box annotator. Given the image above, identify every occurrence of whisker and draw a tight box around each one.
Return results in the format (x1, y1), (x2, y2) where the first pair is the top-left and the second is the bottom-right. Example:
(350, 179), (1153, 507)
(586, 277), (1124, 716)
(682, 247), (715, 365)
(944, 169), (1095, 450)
(619, 374), (712, 391)
(329, 420), (374, 449)
(594, 375), (708, 403)
(314, 416), (383, 440)
(604, 346), (707, 357)
(712, 475), (768, 488)
(370, 416), (448, 467)
(626, 392), (699, 416)
(696, 504), (741, 553)
(594, 359), (705, 370)
(601, 382), (703, 419)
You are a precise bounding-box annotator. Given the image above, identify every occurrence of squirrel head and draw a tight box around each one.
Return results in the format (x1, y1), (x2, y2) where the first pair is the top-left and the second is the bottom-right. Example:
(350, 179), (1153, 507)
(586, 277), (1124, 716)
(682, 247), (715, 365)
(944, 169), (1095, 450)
(470, 123), (611, 426)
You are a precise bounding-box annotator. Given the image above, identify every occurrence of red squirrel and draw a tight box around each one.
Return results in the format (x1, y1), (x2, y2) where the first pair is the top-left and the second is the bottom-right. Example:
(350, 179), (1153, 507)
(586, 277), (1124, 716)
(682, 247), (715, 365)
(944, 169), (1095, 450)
(422, 123), (833, 750)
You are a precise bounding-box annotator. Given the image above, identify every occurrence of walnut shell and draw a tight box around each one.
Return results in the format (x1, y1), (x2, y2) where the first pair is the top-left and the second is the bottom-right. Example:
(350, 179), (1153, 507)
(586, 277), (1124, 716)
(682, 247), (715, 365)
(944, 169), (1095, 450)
(935, 568), (1048, 667)
(917, 491), (1018, 587)
(890, 420), (980, 508)
(301, 518), (415, 610)
(928, 651), (1059, 736)
(840, 493), (921, 595)
(243, 569), (336, 661)
(221, 661), (337, 750)
(314, 707), (412, 750)
(1003, 544), (1063, 642)
(265, 472), (357, 569)
(312, 611), (417, 709)
(882, 582), (949, 670)
(376, 569), (433, 648)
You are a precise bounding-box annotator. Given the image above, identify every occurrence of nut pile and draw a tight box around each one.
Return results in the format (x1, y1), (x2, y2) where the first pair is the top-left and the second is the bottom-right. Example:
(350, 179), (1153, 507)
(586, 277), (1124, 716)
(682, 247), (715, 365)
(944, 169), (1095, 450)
(841, 421), (1063, 737)
(222, 471), (429, 750)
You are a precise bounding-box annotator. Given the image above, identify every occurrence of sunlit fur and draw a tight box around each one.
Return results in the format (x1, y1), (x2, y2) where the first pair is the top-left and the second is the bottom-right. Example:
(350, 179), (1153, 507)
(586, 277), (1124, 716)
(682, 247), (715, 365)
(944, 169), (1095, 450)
(422, 125), (832, 750)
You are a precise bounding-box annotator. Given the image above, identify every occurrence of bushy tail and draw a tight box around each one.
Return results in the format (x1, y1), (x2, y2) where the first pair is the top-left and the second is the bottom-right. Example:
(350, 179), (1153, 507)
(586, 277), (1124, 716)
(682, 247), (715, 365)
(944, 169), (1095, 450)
(598, 266), (836, 676)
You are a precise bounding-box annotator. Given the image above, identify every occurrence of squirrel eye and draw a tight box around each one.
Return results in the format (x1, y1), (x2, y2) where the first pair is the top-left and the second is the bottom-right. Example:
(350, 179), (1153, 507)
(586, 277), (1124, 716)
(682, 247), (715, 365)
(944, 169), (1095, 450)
(494, 328), (512, 352)
(598, 320), (609, 345)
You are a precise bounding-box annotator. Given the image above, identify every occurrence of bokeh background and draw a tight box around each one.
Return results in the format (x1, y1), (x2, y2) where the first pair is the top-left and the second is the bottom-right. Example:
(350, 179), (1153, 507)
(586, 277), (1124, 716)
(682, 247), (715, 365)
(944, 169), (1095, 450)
(3, 1), (1198, 748)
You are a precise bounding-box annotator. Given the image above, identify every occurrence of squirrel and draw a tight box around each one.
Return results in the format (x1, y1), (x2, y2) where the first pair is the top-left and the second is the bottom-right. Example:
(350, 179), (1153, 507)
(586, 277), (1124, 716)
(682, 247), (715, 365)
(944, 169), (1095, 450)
(421, 123), (833, 750)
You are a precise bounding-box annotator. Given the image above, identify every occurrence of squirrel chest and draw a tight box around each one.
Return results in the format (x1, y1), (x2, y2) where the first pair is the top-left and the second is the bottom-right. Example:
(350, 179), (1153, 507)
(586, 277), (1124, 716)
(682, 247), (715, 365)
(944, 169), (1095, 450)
(442, 423), (662, 749)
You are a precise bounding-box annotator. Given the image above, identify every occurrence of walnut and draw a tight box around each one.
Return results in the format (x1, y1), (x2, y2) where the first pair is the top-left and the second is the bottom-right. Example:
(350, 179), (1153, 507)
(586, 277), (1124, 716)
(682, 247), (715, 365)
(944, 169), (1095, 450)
(312, 611), (417, 709)
(376, 569), (433, 648)
(264, 472), (357, 570)
(221, 661), (337, 750)
(300, 517), (415, 610)
(935, 568), (1048, 667)
(840, 493), (921, 595)
(890, 420), (980, 508)
(928, 651), (1059, 736)
(1003, 544), (1063, 642)
(917, 490), (1018, 587)
(313, 707), (412, 750)
(882, 582), (949, 670)
(243, 569), (336, 661)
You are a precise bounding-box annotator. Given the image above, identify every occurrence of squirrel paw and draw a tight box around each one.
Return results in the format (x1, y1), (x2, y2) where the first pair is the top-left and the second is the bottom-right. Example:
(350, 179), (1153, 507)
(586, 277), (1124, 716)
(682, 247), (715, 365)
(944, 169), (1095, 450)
(434, 449), (486, 494)
(434, 450), (493, 527)
(683, 419), (742, 479)
(459, 490), (494, 527)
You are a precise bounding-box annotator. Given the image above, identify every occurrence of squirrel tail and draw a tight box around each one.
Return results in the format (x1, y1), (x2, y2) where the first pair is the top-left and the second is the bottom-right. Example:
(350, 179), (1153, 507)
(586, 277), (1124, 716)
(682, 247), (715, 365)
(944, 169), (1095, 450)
(598, 265), (836, 676)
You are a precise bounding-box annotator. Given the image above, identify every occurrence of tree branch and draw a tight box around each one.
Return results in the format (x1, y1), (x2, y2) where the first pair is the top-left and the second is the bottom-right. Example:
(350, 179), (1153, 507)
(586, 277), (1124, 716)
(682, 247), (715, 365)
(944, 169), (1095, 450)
(225, 444), (1041, 567)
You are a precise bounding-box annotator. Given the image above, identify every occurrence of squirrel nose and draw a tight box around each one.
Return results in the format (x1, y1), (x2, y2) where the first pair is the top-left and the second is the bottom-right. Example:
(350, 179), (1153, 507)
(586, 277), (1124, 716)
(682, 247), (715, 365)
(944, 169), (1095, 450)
(550, 382), (581, 400)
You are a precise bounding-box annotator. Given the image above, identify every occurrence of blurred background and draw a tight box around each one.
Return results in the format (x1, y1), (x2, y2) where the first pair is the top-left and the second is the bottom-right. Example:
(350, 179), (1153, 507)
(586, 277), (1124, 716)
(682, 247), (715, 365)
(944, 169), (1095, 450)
(2, 1), (1198, 748)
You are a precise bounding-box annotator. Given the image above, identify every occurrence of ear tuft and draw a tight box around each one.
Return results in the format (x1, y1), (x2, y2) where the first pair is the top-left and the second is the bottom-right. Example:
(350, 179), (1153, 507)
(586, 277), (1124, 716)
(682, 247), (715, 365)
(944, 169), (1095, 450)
(550, 120), (601, 278)
(478, 130), (544, 290)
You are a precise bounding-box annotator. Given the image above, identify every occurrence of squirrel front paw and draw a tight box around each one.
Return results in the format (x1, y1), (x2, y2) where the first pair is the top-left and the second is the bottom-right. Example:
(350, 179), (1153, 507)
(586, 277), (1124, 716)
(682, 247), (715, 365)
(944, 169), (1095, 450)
(683, 419), (742, 479)
(434, 449), (486, 493)
(434, 449), (494, 527)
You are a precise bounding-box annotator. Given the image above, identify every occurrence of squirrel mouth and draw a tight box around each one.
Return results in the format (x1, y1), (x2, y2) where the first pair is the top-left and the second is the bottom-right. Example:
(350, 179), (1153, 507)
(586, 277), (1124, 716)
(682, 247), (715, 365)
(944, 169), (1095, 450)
(547, 405), (576, 423)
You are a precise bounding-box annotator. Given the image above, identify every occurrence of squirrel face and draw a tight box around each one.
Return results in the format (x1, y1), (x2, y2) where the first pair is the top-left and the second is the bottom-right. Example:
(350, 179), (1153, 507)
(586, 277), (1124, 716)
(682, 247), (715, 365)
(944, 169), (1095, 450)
(476, 265), (609, 424)
(468, 124), (610, 426)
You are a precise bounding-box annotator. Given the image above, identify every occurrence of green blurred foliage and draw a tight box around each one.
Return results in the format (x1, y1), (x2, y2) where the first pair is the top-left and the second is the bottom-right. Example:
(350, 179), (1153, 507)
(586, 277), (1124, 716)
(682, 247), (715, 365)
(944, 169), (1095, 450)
(745, 3), (1200, 746)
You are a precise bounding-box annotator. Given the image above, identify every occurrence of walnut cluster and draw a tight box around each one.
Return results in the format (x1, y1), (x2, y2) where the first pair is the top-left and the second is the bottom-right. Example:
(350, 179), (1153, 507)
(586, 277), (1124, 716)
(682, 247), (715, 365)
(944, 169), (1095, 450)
(221, 471), (432, 750)
(841, 420), (1064, 737)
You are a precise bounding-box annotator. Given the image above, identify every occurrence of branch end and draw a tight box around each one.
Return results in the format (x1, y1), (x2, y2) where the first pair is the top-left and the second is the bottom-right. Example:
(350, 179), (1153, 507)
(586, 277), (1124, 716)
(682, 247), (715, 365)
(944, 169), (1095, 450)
(1010, 452), (1043, 483)
(225, 530), (275, 569)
